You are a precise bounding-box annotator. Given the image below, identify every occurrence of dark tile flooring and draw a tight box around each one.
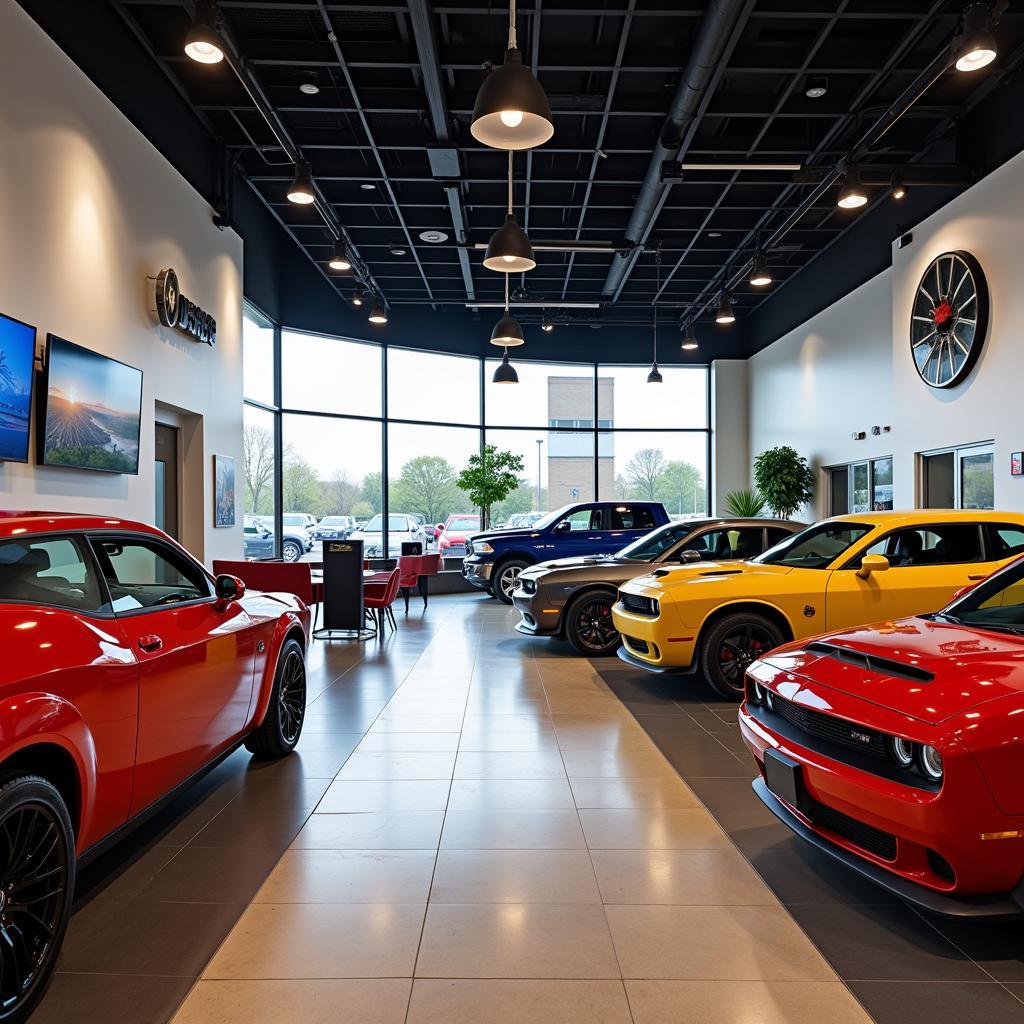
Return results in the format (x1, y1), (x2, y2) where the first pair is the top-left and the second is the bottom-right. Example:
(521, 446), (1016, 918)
(594, 654), (1024, 1024)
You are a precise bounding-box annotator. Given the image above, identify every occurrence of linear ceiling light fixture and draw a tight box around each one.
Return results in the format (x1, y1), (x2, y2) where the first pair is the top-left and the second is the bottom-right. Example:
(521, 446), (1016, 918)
(490, 275), (526, 347)
(483, 152), (536, 273)
(956, 3), (999, 72)
(184, 0), (224, 64)
(287, 160), (315, 205)
(471, 0), (554, 150)
(678, 163), (803, 172)
(467, 301), (600, 309)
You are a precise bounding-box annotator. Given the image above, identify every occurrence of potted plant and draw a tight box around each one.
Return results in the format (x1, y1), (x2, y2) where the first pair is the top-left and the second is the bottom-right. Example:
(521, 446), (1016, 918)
(753, 446), (814, 519)
(724, 488), (766, 518)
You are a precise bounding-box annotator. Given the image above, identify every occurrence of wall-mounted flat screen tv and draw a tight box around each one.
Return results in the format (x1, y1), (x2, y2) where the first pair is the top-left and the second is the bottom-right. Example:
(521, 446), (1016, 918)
(40, 335), (143, 474)
(0, 313), (37, 464)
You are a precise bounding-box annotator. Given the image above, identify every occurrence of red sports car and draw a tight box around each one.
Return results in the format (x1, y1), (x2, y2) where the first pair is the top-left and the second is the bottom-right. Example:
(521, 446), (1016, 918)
(740, 553), (1024, 919)
(0, 512), (310, 1020)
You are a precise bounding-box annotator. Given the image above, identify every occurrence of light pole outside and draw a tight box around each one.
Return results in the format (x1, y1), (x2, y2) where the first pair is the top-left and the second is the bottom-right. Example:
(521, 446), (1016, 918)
(535, 439), (544, 511)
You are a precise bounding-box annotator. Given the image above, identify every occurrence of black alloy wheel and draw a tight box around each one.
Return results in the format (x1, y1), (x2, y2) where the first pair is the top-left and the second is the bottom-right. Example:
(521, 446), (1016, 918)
(700, 612), (784, 701)
(278, 647), (307, 745)
(567, 592), (621, 656)
(0, 775), (75, 1024)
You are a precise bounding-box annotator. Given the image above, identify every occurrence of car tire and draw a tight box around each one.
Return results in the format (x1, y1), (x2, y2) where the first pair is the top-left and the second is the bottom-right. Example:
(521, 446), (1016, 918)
(565, 589), (621, 656)
(699, 612), (784, 701)
(245, 638), (307, 758)
(282, 540), (302, 563)
(493, 559), (530, 605)
(0, 772), (75, 1024)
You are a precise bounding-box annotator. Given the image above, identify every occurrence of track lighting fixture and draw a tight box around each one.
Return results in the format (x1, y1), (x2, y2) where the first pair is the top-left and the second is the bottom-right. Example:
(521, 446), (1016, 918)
(484, 153), (536, 272)
(471, 0), (554, 150)
(837, 165), (868, 209)
(493, 349), (519, 383)
(647, 251), (663, 384)
(956, 3), (998, 72)
(184, 1), (224, 64)
(891, 173), (907, 201)
(716, 292), (736, 325)
(368, 299), (389, 325)
(328, 241), (351, 271)
(681, 323), (699, 351)
(351, 290), (365, 308)
(541, 316), (554, 333)
(490, 275), (525, 346)
(749, 249), (772, 287)
(287, 160), (315, 205)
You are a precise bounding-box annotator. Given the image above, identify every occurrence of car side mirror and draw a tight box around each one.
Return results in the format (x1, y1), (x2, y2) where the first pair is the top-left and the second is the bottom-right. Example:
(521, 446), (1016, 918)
(436, 524), (445, 532)
(554, 521), (571, 534)
(857, 554), (890, 580)
(678, 549), (702, 563)
(215, 573), (245, 605)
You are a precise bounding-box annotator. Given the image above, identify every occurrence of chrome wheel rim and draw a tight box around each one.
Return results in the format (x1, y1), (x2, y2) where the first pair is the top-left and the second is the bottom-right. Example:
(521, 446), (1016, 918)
(499, 566), (522, 599)
(278, 650), (306, 744)
(0, 803), (68, 1018)
(283, 544), (300, 562)
(717, 624), (774, 692)
(575, 599), (618, 652)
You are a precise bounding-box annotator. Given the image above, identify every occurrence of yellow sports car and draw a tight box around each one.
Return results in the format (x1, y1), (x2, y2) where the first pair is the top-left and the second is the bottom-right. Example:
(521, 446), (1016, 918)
(612, 510), (1024, 700)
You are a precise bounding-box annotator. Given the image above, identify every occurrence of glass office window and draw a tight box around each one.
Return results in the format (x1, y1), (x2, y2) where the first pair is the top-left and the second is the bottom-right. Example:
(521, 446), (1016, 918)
(921, 444), (993, 510)
(388, 348), (479, 425)
(600, 431), (708, 514)
(282, 331), (382, 417)
(242, 311), (275, 406)
(598, 365), (708, 429)
(485, 360), (594, 427)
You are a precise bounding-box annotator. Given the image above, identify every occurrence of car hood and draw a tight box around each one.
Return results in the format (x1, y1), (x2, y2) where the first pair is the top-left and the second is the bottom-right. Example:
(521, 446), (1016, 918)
(469, 528), (541, 545)
(622, 559), (793, 594)
(759, 617), (1024, 725)
(534, 554), (628, 571)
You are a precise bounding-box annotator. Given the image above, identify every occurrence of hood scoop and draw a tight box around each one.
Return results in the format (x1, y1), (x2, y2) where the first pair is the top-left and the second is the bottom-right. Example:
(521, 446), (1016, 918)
(806, 641), (934, 683)
(650, 566), (742, 579)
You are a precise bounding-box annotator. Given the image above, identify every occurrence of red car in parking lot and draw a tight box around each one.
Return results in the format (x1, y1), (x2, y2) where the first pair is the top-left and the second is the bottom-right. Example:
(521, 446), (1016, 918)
(0, 512), (310, 1020)
(740, 553), (1024, 918)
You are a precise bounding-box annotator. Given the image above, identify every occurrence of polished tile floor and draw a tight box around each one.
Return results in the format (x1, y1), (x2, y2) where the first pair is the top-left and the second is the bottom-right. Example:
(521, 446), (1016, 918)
(32, 593), (1019, 1022)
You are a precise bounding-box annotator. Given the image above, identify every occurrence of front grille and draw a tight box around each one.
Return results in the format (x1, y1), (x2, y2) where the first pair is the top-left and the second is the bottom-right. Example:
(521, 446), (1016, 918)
(809, 800), (897, 861)
(770, 692), (889, 762)
(621, 592), (659, 616)
(445, 543), (467, 557)
(625, 635), (650, 654)
(928, 849), (956, 883)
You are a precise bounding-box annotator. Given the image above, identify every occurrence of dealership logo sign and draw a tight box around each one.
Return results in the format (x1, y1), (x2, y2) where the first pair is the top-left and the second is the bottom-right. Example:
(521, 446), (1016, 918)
(154, 268), (217, 346)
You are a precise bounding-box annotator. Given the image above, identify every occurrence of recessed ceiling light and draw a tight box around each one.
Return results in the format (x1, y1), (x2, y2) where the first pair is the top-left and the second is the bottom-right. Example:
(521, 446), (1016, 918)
(360, 183), (376, 191)
(390, 246), (407, 256)
(805, 75), (828, 99)
(708, 231), (722, 238)
(419, 229), (448, 243)
(299, 80), (320, 96)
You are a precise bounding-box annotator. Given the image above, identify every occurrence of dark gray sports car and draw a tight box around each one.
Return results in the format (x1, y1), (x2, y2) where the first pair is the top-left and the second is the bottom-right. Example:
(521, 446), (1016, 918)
(512, 517), (803, 655)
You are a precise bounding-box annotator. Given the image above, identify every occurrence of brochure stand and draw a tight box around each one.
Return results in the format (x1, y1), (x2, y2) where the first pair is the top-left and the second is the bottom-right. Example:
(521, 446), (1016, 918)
(314, 538), (373, 641)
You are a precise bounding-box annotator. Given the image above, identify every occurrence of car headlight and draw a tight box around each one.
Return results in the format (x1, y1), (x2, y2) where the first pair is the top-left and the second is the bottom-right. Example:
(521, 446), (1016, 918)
(751, 680), (763, 703)
(920, 744), (943, 781)
(889, 736), (915, 768)
(473, 542), (494, 554)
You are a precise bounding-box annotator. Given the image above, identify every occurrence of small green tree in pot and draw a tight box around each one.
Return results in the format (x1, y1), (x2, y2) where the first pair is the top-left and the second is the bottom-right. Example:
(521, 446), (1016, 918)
(456, 445), (526, 529)
(724, 488), (765, 518)
(753, 446), (814, 519)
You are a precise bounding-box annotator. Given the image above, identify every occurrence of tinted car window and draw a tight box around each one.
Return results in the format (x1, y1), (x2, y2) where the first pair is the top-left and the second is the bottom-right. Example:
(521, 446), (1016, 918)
(617, 522), (696, 561)
(756, 522), (873, 569)
(855, 524), (984, 567)
(558, 508), (602, 531)
(0, 536), (108, 613)
(93, 537), (210, 612)
(765, 527), (792, 548)
(989, 524), (1024, 558)
(609, 506), (656, 530)
(684, 527), (766, 561)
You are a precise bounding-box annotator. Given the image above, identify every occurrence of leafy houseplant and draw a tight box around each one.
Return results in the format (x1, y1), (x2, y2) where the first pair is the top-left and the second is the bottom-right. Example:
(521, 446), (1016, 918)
(456, 445), (526, 529)
(724, 488), (766, 518)
(752, 446), (815, 519)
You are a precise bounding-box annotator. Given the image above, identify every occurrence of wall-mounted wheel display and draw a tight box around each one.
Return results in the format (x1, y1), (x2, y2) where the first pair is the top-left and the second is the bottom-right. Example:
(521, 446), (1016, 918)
(910, 250), (988, 389)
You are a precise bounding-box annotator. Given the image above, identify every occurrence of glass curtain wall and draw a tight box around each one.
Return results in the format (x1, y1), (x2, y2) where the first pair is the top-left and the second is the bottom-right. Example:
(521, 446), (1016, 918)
(242, 307), (280, 558)
(243, 321), (711, 563)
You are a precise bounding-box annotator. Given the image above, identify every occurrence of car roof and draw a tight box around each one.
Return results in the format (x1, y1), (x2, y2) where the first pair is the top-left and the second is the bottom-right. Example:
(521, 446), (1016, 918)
(0, 511), (167, 541)
(825, 510), (1024, 527)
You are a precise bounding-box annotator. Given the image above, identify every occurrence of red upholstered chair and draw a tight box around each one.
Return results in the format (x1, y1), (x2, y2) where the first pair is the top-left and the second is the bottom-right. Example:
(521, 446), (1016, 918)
(397, 553), (442, 612)
(364, 566), (402, 633)
(212, 559), (323, 630)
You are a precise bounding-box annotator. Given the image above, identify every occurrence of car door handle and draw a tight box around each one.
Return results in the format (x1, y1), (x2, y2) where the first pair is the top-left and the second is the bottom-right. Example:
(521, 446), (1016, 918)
(967, 573), (988, 581)
(137, 634), (163, 653)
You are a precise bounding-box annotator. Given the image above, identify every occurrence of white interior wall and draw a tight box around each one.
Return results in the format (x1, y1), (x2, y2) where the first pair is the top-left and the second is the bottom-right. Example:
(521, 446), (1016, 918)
(0, 2), (243, 564)
(710, 359), (750, 515)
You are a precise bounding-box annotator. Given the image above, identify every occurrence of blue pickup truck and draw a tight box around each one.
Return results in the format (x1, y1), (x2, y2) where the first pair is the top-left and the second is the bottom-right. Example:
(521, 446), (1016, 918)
(463, 501), (670, 603)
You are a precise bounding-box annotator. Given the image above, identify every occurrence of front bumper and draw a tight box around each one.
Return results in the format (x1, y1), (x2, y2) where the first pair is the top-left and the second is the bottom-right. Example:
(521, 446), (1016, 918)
(462, 559), (493, 588)
(610, 602), (697, 671)
(512, 585), (562, 637)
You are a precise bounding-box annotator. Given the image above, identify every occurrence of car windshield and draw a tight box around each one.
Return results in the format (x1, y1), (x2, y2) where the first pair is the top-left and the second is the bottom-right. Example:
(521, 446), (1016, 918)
(753, 521), (873, 569)
(945, 559), (1024, 629)
(617, 522), (697, 561)
(320, 517), (344, 526)
(283, 514), (306, 527)
(362, 515), (410, 532)
(532, 504), (576, 530)
(447, 517), (479, 531)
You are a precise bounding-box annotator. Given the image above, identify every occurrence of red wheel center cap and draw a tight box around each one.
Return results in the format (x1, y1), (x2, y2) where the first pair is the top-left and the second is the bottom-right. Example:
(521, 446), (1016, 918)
(933, 300), (954, 328)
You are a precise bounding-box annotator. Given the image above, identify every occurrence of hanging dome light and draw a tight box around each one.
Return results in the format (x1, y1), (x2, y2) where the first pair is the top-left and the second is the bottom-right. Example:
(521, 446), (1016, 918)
(646, 363), (663, 384)
(837, 166), (868, 209)
(493, 349), (519, 383)
(328, 241), (351, 271)
(484, 216), (535, 273)
(681, 322), (699, 351)
(368, 299), (389, 325)
(471, 2), (554, 150)
(490, 311), (525, 347)
(287, 160), (315, 205)
(749, 250), (772, 287)
(541, 316), (554, 333)
(184, 1), (224, 64)
(351, 290), (365, 308)
(716, 292), (736, 325)
(956, 3), (998, 72)
(647, 250), (663, 383)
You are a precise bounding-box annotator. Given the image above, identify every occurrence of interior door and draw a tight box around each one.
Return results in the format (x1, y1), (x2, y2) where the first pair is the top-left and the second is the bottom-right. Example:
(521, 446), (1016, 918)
(154, 423), (180, 540)
(90, 534), (256, 815)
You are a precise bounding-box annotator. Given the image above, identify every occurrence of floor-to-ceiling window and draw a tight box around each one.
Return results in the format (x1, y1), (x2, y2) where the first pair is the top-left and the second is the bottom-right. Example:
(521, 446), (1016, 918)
(242, 305), (279, 559)
(242, 321), (712, 564)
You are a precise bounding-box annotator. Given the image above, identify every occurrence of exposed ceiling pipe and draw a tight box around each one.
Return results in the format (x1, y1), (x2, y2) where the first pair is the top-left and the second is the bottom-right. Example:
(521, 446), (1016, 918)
(600, 0), (751, 300)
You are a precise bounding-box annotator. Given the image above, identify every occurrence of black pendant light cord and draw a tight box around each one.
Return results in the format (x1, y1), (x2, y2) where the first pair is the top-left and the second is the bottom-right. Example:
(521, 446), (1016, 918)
(508, 0), (517, 49)
(505, 272), (510, 313)
(653, 250), (660, 365)
(508, 151), (514, 216)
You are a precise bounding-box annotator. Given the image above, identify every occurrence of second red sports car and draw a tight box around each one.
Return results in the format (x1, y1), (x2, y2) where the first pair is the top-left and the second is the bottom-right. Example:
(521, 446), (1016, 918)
(0, 511), (310, 1021)
(740, 552), (1024, 918)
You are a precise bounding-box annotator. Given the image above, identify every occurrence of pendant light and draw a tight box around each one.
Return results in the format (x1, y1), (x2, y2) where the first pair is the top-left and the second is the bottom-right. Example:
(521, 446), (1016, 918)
(749, 248), (772, 287)
(681, 322), (699, 351)
(287, 160), (315, 205)
(716, 292), (736, 325)
(490, 275), (526, 346)
(368, 298), (389, 325)
(328, 240), (351, 271)
(184, 1), (224, 64)
(471, 0), (554, 150)
(647, 251), (663, 384)
(493, 349), (519, 383)
(351, 290), (365, 308)
(891, 173), (907, 201)
(956, 3), (998, 72)
(484, 152), (536, 273)
(837, 165), (868, 209)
